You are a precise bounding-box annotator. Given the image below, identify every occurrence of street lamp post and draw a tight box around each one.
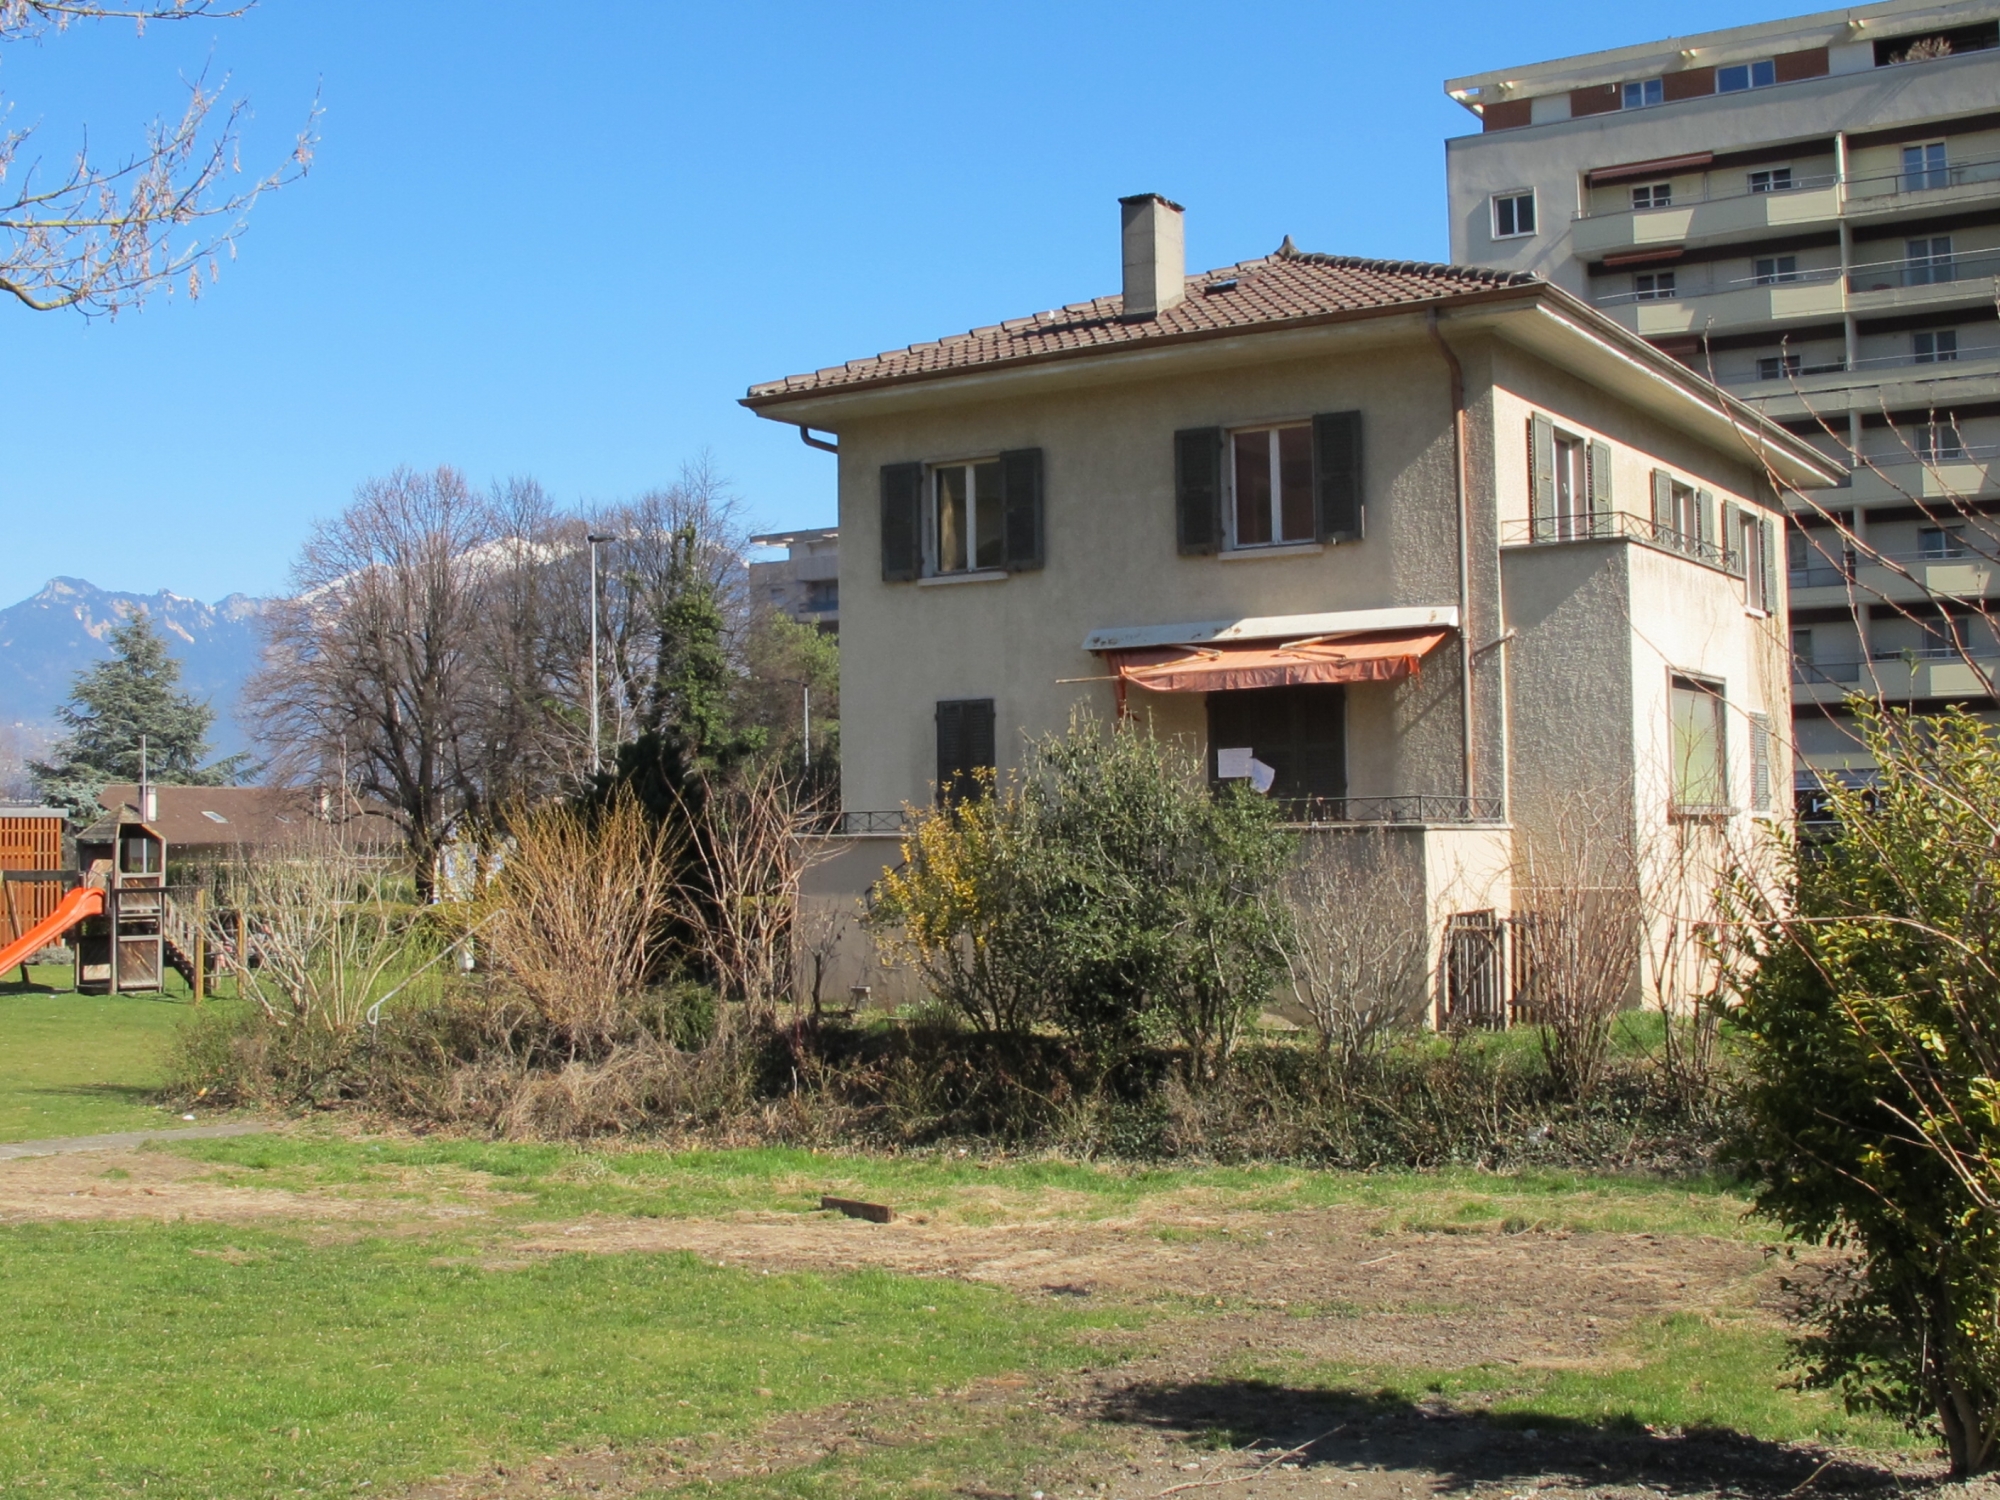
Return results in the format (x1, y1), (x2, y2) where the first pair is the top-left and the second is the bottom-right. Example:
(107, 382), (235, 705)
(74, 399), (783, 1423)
(586, 534), (615, 773)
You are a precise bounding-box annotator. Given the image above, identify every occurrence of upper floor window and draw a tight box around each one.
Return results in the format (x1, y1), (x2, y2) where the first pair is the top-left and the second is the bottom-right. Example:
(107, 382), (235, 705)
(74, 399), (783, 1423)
(933, 459), (1004, 574)
(1670, 674), (1729, 815)
(1920, 525), (1968, 558)
(1229, 425), (1315, 548)
(1631, 181), (1672, 209)
(1914, 329), (1958, 363)
(803, 578), (838, 612)
(1903, 141), (1949, 191)
(1757, 352), (1802, 381)
(1634, 270), (1676, 301)
(1717, 59), (1776, 92)
(1923, 422), (1967, 462)
(1906, 236), (1955, 285)
(1491, 190), (1536, 239)
(1749, 167), (1794, 194)
(1622, 78), (1664, 108)
(1753, 255), (1799, 286)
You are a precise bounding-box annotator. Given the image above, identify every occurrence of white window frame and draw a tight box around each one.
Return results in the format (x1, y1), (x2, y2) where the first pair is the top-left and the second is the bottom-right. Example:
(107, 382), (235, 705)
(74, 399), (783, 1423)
(1225, 422), (1316, 551)
(1491, 190), (1536, 240)
(1748, 166), (1795, 194)
(1631, 181), (1673, 209)
(1551, 430), (1592, 539)
(1622, 78), (1664, 108)
(1718, 58), (1776, 92)
(928, 456), (1005, 576)
(1902, 140), (1949, 191)
(1634, 270), (1677, 301)
(1669, 672), (1730, 817)
(1743, 511), (1770, 613)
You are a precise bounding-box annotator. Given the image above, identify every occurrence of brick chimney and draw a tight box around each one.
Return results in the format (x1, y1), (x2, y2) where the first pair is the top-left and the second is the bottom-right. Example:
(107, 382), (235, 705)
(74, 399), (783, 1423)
(1119, 193), (1185, 321)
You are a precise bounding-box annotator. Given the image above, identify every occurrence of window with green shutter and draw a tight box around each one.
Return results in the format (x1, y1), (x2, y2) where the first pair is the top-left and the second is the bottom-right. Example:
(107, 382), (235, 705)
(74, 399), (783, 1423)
(935, 699), (996, 807)
(880, 463), (923, 581)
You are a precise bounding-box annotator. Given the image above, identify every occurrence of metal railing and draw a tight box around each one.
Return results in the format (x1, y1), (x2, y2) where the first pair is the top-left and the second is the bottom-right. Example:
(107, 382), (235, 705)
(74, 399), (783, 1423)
(1720, 345), (2000, 385)
(1573, 170), (1840, 221)
(793, 809), (907, 836)
(1501, 510), (1737, 570)
(1574, 153), (2000, 225)
(1593, 248), (2000, 308)
(1792, 657), (1865, 684)
(1286, 795), (1506, 826)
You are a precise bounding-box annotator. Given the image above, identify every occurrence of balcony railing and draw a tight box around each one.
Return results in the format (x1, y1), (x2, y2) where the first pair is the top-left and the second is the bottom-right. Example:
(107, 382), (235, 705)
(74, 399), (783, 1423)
(1286, 796), (1505, 826)
(1792, 657), (1864, 684)
(793, 809), (907, 836)
(1572, 171), (1840, 221)
(1592, 248), (2000, 309)
(1573, 153), (2000, 224)
(1719, 345), (2000, 385)
(1501, 510), (1737, 570)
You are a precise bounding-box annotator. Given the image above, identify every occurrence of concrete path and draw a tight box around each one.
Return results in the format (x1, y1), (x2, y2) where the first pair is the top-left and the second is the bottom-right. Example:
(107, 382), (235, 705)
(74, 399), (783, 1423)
(0, 1121), (267, 1161)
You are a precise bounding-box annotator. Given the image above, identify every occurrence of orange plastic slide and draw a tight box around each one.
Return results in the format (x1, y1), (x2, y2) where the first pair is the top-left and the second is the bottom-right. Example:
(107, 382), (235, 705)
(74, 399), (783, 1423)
(0, 885), (103, 976)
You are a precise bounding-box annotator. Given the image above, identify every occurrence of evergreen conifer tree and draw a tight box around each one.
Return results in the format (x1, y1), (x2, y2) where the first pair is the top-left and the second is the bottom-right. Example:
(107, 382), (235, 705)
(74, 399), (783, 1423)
(28, 610), (250, 818)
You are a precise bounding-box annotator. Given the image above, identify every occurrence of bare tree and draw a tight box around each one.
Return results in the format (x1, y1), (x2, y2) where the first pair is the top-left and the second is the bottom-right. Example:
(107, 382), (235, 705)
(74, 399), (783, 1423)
(249, 467), (501, 900)
(0, 2), (315, 316)
(1282, 831), (1429, 1080)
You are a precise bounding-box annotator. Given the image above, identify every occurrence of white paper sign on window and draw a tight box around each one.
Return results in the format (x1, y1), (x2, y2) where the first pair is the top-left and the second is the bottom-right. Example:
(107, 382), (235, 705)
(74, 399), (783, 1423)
(1247, 757), (1277, 794)
(1216, 747), (1254, 779)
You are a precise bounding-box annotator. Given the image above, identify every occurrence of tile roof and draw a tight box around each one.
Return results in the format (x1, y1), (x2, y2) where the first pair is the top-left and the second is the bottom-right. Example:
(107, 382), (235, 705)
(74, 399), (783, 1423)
(745, 244), (1542, 404)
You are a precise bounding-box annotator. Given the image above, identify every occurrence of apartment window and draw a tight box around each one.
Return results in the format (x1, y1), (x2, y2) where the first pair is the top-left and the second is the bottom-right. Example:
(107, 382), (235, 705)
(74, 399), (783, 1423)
(1550, 433), (1592, 539)
(1748, 167), (1795, 194)
(1717, 59), (1777, 92)
(1622, 78), (1664, 108)
(1670, 675), (1728, 815)
(1923, 422), (1967, 462)
(935, 698), (996, 807)
(1208, 685), (1346, 805)
(1914, 329), (1959, 363)
(1491, 190), (1536, 239)
(803, 578), (838, 613)
(1753, 255), (1799, 286)
(1634, 270), (1676, 301)
(1792, 627), (1815, 662)
(1903, 141), (1949, 191)
(1630, 181), (1673, 209)
(1651, 471), (1710, 554)
(1906, 236), (1955, 285)
(1229, 424), (1316, 548)
(932, 459), (1005, 574)
(1757, 352), (1802, 380)
(1920, 525), (1968, 558)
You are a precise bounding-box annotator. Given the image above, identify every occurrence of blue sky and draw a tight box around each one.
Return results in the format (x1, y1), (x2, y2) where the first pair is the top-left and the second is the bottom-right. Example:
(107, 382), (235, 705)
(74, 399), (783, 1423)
(1, 0), (1805, 606)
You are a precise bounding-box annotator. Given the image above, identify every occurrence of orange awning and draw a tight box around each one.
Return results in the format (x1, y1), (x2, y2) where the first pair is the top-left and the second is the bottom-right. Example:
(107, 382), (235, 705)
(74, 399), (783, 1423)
(1104, 628), (1452, 695)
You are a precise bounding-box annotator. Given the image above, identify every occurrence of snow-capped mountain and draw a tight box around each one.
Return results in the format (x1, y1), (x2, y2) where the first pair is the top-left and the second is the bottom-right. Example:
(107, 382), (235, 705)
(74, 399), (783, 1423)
(0, 578), (267, 759)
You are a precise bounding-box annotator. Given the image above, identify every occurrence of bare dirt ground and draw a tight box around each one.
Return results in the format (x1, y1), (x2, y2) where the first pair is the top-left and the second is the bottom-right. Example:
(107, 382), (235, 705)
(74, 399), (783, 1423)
(2, 1143), (1984, 1500)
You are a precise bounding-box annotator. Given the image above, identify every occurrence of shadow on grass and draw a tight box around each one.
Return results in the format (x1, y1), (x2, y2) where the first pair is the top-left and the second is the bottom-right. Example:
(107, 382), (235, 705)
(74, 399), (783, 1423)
(1101, 1380), (1911, 1495)
(22, 1083), (159, 1104)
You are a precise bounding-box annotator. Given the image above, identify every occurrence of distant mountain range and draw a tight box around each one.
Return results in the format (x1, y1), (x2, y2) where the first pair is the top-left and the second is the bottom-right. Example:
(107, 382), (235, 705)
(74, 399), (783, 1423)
(0, 578), (267, 763)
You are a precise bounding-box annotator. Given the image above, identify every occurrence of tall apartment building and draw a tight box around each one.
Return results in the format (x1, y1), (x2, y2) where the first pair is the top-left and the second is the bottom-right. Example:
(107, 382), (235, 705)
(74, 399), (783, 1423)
(747, 527), (840, 632)
(1444, 1), (2000, 795)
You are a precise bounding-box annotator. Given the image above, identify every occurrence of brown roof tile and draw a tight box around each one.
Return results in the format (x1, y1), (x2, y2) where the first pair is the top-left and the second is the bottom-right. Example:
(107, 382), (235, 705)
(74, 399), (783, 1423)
(745, 246), (1541, 403)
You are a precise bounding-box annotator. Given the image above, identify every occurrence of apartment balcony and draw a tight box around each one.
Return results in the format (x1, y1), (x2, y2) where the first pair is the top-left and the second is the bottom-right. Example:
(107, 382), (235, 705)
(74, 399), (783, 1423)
(1847, 246), (2000, 316)
(1791, 651), (1999, 704)
(1844, 154), (2000, 228)
(1596, 249), (2000, 339)
(1844, 448), (2000, 506)
(1574, 177), (1841, 258)
(1723, 346), (2000, 414)
(1788, 546), (1997, 610)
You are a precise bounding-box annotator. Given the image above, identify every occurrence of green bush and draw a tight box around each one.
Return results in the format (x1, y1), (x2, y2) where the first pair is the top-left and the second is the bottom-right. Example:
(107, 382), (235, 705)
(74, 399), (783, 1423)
(1725, 704), (2000, 1476)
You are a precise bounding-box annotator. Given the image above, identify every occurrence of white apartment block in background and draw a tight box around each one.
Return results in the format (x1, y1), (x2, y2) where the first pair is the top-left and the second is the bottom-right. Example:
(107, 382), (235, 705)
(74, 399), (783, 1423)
(1444, 0), (2000, 797)
(748, 526), (840, 632)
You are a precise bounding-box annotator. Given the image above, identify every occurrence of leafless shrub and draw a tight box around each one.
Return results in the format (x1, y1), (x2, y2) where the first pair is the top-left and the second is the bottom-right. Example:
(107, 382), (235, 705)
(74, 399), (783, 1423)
(207, 834), (429, 1034)
(475, 793), (677, 1057)
(1282, 831), (1429, 1080)
(1513, 804), (1642, 1102)
(675, 762), (829, 1018)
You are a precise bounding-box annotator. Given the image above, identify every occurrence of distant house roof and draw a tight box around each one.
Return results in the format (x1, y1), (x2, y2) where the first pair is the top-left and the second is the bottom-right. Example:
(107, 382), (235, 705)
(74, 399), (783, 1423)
(89, 784), (399, 855)
(743, 247), (1539, 403)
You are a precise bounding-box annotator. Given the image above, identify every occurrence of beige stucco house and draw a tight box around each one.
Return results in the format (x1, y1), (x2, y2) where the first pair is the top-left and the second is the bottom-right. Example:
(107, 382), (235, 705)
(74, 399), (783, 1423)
(746, 196), (1843, 1018)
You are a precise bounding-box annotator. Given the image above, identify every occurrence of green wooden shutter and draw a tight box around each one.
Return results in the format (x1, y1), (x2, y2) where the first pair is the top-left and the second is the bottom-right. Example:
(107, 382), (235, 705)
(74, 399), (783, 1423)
(1587, 439), (1613, 531)
(1531, 414), (1556, 540)
(1312, 410), (1364, 543)
(999, 448), (1044, 571)
(935, 698), (996, 806)
(880, 463), (924, 581)
(1696, 488), (1717, 552)
(1650, 469), (1674, 536)
(1761, 517), (1779, 613)
(1175, 427), (1224, 555)
(1722, 501), (1745, 576)
(1749, 712), (1771, 811)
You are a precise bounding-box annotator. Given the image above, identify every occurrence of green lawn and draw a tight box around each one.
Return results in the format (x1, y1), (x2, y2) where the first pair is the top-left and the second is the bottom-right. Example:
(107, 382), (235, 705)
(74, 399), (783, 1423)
(0, 1219), (1132, 1499)
(0, 968), (205, 1141)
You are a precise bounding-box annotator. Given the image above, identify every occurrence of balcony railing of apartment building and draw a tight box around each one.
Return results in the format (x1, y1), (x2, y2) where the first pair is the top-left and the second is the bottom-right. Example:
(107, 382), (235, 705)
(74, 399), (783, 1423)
(1573, 154), (2000, 225)
(1793, 655), (1865, 685)
(1718, 345), (2000, 385)
(1594, 247), (2000, 309)
(1501, 511), (1738, 570)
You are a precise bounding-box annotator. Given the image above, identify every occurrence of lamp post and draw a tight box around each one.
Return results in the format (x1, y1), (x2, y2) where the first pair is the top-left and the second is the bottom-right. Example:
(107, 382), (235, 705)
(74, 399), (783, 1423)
(586, 534), (615, 772)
